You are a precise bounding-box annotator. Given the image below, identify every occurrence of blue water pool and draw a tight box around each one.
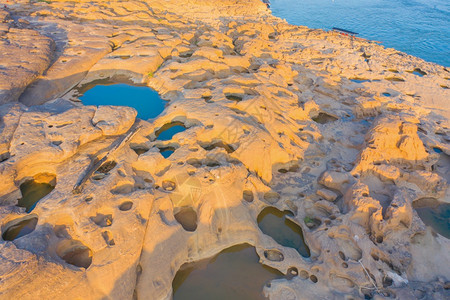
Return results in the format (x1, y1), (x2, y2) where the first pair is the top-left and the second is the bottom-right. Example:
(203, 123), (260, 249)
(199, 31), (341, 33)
(79, 81), (166, 120)
(270, 0), (450, 66)
(156, 124), (186, 141)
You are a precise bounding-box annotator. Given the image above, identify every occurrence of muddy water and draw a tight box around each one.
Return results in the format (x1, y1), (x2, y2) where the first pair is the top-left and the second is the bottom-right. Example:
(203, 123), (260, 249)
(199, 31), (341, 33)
(415, 203), (450, 239)
(172, 244), (283, 300)
(257, 207), (310, 258)
(18, 180), (55, 213)
(2, 216), (38, 241)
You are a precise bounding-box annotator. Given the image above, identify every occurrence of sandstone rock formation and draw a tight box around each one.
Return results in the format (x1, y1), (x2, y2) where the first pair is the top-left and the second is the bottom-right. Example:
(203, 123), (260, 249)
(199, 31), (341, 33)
(0, 0), (449, 299)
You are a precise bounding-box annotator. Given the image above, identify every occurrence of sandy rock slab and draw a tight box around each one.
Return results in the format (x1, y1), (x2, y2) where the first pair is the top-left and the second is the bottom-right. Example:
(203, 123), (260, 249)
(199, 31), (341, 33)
(0, 9), (54, 105)
(0, 99), (153, 299)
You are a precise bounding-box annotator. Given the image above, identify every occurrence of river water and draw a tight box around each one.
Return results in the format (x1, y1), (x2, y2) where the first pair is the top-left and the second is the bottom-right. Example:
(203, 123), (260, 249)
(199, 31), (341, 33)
(270, 0), (450, 66)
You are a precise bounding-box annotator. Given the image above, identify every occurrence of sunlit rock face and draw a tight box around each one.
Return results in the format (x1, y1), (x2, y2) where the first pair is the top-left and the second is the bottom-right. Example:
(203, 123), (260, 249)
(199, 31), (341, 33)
(0, 0), (449, 299)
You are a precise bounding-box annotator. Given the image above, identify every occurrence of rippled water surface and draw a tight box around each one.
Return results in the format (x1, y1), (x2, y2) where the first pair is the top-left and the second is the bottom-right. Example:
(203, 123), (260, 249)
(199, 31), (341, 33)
(270, 0), (450, 66)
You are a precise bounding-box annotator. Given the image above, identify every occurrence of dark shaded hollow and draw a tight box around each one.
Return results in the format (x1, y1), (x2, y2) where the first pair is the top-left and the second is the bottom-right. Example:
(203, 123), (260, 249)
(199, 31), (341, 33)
(172, 243), (284, 300)
(119, 201), (133, 211)
(162, 180), (176, 191)
(131, 145), (150, 155)
(56, 239), (92, 269)
(2, 215), (38, 241)
(264, 249), (284, 261)
(385, 77), (405, 82)
(257, 207), (311, 258)
(304, 216), (321, 230)
(243, 190), (254, 202)
(263, 191), (280, 204)
(202, 96), (212, 102)
(0, 151), (11, 162)
(90, 213), (113, 227)
(286, 267), (298, 280)
(204, 159), (220, 168)
(179, 51), (193, 58)
(278, 164), (299, 173)
(225, 94), (243, 101)
(410, 68), (427, 77)
(174, 207), (198, 232)
(18, 173), (56, 213)
(312, 112), (338, 124)
(201, 141), (235, 153)
(96, 161), (117, 174)
(187, 158), (202, 168)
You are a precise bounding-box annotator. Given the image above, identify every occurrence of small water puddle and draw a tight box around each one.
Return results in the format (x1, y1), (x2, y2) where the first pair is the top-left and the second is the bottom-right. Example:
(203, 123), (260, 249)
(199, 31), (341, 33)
(158, 146), (175, 158)
(76, 79), (166, 120)
(2, 216), (38, 241)
(155, 122), (186, 141)
(257, 207), (310, 258)
(18, 173), (56, 213)
(350, 78), (370, 83)
(172, 244), (283, 300)
(408, 68), (427, 77)
(414, 200), (450, 239)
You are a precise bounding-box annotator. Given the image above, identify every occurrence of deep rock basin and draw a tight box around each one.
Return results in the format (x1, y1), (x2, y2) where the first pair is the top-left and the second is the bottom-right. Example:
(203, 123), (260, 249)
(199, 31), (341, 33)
(18, 173), (56, 213)
(2, 215), (38, 241)
(257, 207), (310, 258)
(155, 122), (187, 141)
(172, 244), (283, 300)
(414, 199), (450, 239)
(75, 79), (166, 120)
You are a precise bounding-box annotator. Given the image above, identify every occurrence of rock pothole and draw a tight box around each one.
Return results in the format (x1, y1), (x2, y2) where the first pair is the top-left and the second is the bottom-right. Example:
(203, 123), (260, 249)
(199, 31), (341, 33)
(155, 122), (186, 141)
(257, 206), (310, 258)
(200, 141), (235, 153)
(312, 112), (338, 124)
(158, 146), (176, 158)
(264, 249), (284, 261)
(413, 198), (450, 238)
(172, 244), (283, 299)
(90, 213), (113, 227)
(18, 173), (56, 212)
(174, 206), (198, 232)
(243, 190), (254, 202)
(119, 201), (133, 211)
(2, 215), (38, 241)
(96, 161), (117, 175)
(56, 239), (93, 269)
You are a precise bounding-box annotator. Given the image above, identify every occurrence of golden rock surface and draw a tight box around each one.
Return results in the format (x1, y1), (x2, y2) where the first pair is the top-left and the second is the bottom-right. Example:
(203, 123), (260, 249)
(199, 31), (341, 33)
(0, 0), (449, 299)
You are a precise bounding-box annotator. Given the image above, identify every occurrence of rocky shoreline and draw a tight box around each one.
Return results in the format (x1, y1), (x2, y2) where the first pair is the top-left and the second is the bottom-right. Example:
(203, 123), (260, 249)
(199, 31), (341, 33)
(0, 0), (449, 299)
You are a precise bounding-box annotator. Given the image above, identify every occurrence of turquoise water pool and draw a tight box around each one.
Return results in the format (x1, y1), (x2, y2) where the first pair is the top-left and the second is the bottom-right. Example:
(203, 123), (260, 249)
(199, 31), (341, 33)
(79, 81), (166, 120)
(270, 0), (450, 66)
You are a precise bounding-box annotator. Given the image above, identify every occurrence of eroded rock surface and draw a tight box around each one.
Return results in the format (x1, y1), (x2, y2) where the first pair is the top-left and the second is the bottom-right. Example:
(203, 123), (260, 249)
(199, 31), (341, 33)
(0, 0), (449, 299)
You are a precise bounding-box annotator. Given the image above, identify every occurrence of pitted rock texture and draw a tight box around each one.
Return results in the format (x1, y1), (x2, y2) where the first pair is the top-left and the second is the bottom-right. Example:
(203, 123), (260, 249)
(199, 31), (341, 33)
(0, 0), (449, 300)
